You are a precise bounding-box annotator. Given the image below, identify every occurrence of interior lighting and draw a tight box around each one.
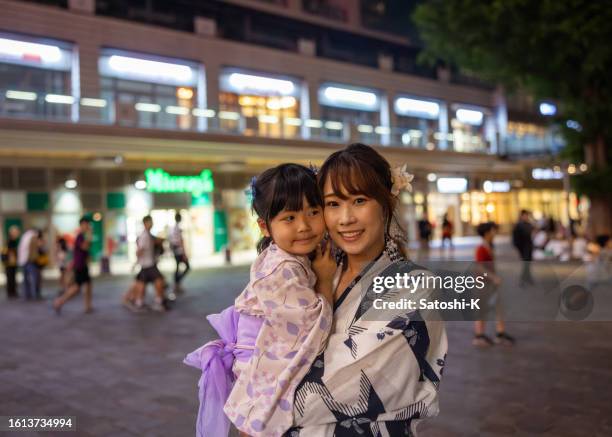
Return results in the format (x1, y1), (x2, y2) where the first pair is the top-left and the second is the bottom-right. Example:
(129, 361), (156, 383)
(108, 55), (193, 83)
(284, 117), (302, 126)
(0, 37), (62, 63)
(5, 90), (37, 101)
(395, 97), (440, 118)
(324, 121), (343, 130)
(305, 119), (323, 128)
(266, 96), (297, 110)
(177, 87), (194, 100)
(258, 115), (279, 124)
(321, 86), (378, 110)
(81, 98), (107, 108)
(165, 106), (190, 115)
(192, 108), (215, 117)
(539, 103), (557, 116)
(219, 111), (240, 120)
(228, 73), (295, 96)
(456, 108), (484, 126)
(45, 94), (74, 104)
(135, 103), (161, 112)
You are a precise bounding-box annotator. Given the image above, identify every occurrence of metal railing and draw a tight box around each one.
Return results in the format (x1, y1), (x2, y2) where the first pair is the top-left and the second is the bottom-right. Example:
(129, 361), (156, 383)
(0, 89), (492, 153)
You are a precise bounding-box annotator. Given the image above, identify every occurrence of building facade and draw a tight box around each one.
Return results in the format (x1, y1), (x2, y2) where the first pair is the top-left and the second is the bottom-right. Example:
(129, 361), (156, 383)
(0, 0), (576, 263)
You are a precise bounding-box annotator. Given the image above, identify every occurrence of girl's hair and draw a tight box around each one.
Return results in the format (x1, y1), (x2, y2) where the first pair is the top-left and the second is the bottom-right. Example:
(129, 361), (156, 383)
(252, 163), (323, 253)
(318, 143), (407, 257)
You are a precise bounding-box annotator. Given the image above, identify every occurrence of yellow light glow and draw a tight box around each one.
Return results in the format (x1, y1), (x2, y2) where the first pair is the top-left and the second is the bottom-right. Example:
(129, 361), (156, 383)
(239, 96), (256, 106)
(177, 87), (193, 100)
(266, 96), (296, 110)
(414, 193), (424, 205)
(485, 203), (495, 213)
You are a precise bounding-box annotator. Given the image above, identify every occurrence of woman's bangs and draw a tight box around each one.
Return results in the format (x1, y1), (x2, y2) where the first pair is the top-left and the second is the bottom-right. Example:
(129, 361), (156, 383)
(327, 157), (380, 200)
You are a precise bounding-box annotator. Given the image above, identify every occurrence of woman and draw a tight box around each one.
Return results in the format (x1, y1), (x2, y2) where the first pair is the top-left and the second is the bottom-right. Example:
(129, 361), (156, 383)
(287, 144), (448, 436)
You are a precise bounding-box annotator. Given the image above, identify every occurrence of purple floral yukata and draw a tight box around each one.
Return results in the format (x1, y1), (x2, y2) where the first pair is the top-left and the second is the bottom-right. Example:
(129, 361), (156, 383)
(185, 243), (331, 437)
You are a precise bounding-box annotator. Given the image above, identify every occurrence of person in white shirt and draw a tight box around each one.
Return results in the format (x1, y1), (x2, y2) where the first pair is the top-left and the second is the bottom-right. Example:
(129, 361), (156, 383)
(17, 228), (41, 300)
(169, 212), (190, 295)
(125, 215), (167, 312)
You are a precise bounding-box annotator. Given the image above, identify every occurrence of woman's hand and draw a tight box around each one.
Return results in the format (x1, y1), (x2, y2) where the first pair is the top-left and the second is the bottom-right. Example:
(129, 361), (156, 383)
(312, 241), (336, 306)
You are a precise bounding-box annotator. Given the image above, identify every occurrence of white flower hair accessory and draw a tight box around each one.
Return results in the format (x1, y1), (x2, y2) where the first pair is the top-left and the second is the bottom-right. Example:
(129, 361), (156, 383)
(390, 164), (414, 196)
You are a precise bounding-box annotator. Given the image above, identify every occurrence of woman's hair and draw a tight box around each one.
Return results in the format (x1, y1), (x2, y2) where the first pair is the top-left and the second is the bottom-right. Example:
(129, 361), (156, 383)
(318, 143), (407, 257)
(252, 163), (322, 253)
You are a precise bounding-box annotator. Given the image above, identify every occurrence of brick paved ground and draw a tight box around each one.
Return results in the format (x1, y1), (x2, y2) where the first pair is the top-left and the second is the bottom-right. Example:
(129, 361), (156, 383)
(1, 245), (610, 436)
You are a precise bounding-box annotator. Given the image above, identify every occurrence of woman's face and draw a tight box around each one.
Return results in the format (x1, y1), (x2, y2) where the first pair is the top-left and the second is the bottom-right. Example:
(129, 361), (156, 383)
(322, 177), (386, 262)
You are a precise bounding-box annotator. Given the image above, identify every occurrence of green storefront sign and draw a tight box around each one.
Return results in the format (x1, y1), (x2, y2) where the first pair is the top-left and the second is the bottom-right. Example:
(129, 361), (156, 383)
(145, 168), (214, 196)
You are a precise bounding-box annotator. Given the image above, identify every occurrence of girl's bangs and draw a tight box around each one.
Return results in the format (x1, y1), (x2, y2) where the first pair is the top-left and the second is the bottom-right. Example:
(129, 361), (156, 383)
(267, 169), (321, 218)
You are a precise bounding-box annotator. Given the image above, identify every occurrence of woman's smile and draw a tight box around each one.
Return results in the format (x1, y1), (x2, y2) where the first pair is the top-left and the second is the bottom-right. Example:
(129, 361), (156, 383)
(337, 230), (364, 242)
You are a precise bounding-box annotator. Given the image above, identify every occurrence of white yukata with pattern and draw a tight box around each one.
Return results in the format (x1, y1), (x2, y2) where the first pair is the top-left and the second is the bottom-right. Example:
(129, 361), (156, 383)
(287, 252), (448, 437)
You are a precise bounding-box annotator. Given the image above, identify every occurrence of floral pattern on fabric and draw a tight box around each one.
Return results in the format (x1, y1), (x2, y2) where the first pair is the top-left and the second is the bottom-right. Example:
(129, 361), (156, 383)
(224, 244), (332, 437)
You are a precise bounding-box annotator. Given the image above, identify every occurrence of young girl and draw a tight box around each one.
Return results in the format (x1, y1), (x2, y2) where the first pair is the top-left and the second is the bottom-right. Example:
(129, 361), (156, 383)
(184, 163), (335, 437)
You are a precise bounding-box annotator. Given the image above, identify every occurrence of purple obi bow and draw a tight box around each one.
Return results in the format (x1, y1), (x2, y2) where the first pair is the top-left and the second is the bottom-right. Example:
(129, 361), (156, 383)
(184, 305), (262, 437)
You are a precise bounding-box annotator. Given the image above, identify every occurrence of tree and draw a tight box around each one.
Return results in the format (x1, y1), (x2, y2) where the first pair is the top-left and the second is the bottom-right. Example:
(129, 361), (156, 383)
(413, 0), (612, 237)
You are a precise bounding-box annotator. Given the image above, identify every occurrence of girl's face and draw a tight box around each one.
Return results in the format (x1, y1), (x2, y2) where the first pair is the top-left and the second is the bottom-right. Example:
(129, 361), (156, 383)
(259, 197), (325, 256)
(322, 177), (385, 262)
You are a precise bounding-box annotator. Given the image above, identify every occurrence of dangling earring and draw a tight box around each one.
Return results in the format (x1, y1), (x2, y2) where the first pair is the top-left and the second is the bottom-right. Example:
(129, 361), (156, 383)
(333, 246), (346, 265)
(384, 234), (402, 262)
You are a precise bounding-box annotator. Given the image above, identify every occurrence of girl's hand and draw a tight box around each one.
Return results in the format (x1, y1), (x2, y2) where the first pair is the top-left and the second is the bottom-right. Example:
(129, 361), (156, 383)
(313, 242), (336, 305)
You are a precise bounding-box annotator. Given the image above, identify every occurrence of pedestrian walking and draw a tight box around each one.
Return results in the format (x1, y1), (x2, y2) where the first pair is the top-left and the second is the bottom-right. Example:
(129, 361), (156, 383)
(17, 228), (41, 300)
(53, 217), (93, 314)
(417, 212), (433, 260)
(169, 212), (190, 297)
(54, 236), (71, 295)
(441, 211), (454, 251)
(130, 215), (167, 312)
(512, 209), (535, 286)
(33, 229), (48, 299)
(472, 221), (515, 347)
(1, 225), (21, 299)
